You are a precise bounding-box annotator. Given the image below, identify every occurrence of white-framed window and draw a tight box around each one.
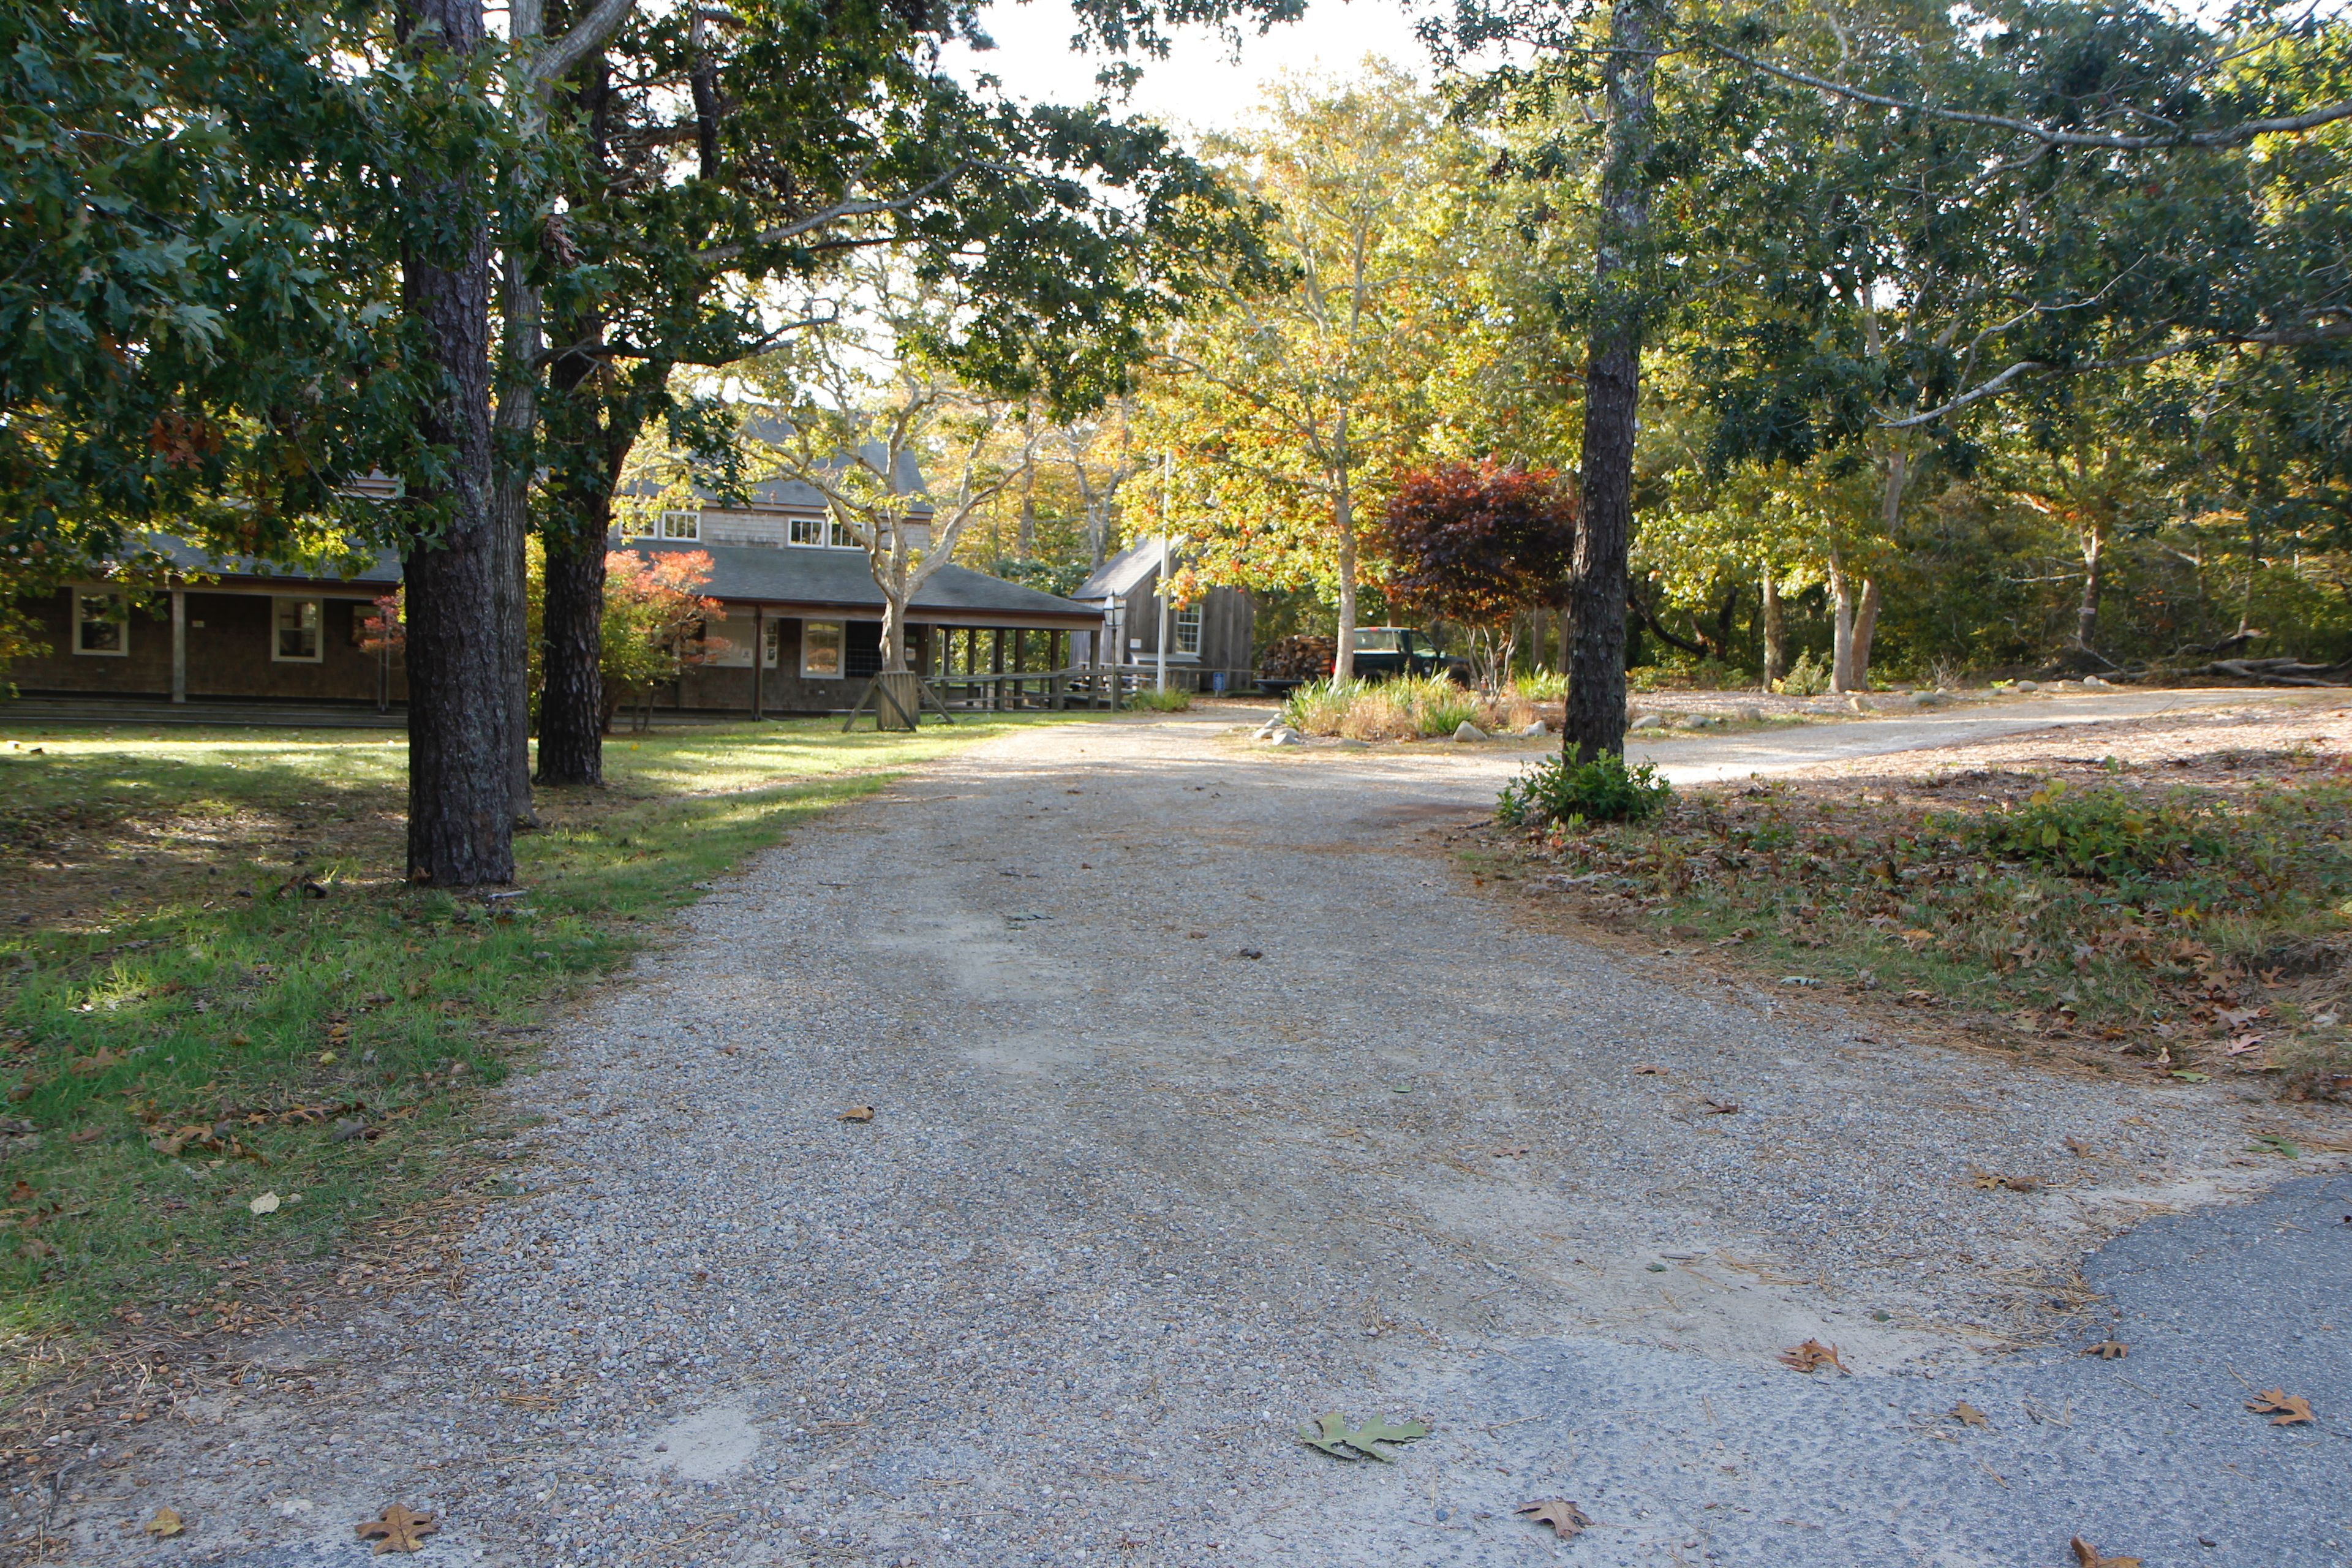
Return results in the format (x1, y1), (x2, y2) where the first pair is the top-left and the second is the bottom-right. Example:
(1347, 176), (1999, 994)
(789, 514), (856, 549)
(801, 619), (844, 679)
(273, 596), (323, 662)
(659, 509), (701, 540)
(73, 589), (128, 656)
(761, 618), (782, 669)
(1174, 603), (1202, 656)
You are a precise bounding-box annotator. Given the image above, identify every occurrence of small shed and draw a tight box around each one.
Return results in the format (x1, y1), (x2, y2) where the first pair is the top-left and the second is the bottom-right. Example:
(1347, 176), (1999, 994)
(1073, 538), (1254, 693)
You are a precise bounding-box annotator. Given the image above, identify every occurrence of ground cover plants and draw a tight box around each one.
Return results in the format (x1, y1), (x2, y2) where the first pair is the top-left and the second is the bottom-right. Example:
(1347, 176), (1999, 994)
(1280, 674), (1537, 739)
(1483, 742), (2352, 1099)
(0, 717), (1076, 1344)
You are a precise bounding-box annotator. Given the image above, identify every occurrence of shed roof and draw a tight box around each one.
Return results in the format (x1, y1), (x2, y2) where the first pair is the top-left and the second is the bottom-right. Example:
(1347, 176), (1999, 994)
(1076, 537), (1166, 601)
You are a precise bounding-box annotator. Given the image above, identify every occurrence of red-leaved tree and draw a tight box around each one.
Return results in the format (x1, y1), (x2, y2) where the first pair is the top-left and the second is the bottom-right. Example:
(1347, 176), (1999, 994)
(1374, 461), (1577, 690)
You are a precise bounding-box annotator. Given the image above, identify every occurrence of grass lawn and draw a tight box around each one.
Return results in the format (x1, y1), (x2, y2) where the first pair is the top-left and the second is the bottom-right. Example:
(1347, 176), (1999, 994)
(0, 715), (1085, 1348)
(1472, 741), (2352, 1104)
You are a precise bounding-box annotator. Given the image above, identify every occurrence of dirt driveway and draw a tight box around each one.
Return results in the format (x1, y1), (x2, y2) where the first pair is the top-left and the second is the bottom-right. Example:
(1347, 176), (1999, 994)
(76, 698), (2346, 1567)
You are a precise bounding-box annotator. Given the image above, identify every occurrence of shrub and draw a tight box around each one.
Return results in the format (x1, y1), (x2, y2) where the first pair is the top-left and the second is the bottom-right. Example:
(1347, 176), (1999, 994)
(1498, 752), (1673, 827)
(1957, 778), (2213, 877)
(1129, 687), (1192, 712)
(1281, 678), (1363, 733)
(1514, 668), (1567, 702)
(1773, 649), (1830, 696)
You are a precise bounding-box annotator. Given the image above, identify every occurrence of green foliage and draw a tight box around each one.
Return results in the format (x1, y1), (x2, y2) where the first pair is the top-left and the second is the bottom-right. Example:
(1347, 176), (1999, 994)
(0, 717), (1085, 1331)
(1498, 753), (1673, 827)
(1957, 779), (2215, 879)
(1774, 650), (1831, 696)
(1129, 686), (1193, 711)
(1281, 674), (1495, 739)
(1513, 668), (1568, 702)
(1297, 1411), (1432, 1461)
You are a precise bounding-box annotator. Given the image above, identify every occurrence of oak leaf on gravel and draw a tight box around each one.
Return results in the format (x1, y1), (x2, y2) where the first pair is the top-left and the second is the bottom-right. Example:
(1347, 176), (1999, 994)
(1951, 1402), (1989, 1427)
(837, 1106), (875, 1123)
(1778, 1339), (1849, 1374)
(1297, 1411), (1430, 1461)
(2082, 1340), (2128, 1360)
(356, 1504), (437, 1553)
(1516, 1499), (1594, 1537)
(2245, 1390), (2313, 1425)
(2071, 1537), (2141, 1568)
(143, 1507), (183, 1537)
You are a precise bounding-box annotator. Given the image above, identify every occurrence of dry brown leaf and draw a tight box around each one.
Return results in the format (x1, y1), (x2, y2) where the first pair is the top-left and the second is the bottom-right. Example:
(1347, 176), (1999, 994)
(2082, 1340), (2128, 1360)
(2064, 1136), (2094, 1158)
(356, 1504), (438, 1555)
(1633, 1065), (1667, 1076)
(1971, 1171), (2043, 1192)
(2246, 1389), (2315, 1425)
(1951, 1401), (1989, 1427)
(1697, 1099), (1743, 1115)
(837, 1106), (875, 1123)
(143, 1507), (184, 1538)
(2072, 1536), (2142, 1568)
(1778, 1338), (1850, 1374)
(1515, 1499), (1594, 1538)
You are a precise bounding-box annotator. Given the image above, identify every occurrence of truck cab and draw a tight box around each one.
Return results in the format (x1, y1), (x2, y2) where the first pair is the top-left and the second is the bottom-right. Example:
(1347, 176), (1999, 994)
(1348, 627), (1469, 683)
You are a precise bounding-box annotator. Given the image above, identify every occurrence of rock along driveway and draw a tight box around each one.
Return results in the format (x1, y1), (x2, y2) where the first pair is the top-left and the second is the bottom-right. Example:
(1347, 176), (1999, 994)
(93, 704), (2348, 1568)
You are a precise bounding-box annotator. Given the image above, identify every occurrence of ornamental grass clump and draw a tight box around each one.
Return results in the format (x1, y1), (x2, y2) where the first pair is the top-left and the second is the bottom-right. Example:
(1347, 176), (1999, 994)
(1497, 752), (1673, 827)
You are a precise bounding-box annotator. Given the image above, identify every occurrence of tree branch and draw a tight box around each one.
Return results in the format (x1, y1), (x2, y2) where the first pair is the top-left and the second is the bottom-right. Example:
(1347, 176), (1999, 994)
(529, 0), (639, 84)
(1700, 36), (2352, 150)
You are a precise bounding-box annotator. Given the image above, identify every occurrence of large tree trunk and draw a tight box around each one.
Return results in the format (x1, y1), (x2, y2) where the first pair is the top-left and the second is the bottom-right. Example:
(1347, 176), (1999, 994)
(1760, 566), (1785, 688)
(1333, 466), (1359, 682)
(400, 0), (513, 887)
(2076, 518), (2106, 652)
(1851, 577), (1882, 689)
(1566, 0), (1657, 763)
(1828, 548), (1858, 692)
(495, 255), (540, 824)
(537, 487), (609, 782)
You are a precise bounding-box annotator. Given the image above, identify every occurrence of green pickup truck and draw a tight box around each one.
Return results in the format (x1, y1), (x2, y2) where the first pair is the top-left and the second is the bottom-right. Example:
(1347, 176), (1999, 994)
(1346, 627), (1471, 684)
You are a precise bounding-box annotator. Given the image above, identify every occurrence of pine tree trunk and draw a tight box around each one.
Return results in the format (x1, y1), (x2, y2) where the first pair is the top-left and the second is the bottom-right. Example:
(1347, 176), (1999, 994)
(399, 0), (512, 887)
(537, 491), (609, 783)
(495, 256), (540, 823)
(1566, 0), (1657, 763)
(1760, 568), (1785, 688)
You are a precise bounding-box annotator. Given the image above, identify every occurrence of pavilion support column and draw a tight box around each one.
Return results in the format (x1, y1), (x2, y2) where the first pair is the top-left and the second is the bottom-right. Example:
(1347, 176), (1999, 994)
(992, 627), (1005, 712)
(170, 589), (187, 703)
(752, 606), (766, 718)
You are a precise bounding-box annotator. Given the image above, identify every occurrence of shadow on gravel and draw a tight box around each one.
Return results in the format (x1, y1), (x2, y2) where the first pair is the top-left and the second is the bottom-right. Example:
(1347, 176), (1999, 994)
(1368, 1172), (2350, 1568)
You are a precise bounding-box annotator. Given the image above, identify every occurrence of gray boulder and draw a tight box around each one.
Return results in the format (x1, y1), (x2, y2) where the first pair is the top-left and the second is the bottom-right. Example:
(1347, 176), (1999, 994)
(1452, 721), (1490, 743)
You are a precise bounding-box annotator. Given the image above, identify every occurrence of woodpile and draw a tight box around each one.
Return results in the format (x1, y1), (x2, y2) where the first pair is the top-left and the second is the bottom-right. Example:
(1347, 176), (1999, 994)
(2206, 657), (2350, 687)
(1259, 635), (1336, 681)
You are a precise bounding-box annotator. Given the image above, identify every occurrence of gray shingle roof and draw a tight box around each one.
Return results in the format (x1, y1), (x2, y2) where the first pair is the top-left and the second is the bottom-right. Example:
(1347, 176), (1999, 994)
(135, 534), (1092, 625)
(616, 539), (1096, 624)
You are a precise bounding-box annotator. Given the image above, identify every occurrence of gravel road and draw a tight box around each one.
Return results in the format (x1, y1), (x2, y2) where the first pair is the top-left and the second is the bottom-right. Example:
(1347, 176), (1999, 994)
(72, 701), (2348, 1567)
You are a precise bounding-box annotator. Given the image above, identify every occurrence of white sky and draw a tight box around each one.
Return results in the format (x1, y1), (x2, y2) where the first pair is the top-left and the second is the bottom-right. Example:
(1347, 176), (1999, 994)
(947, 0), (1437, 136)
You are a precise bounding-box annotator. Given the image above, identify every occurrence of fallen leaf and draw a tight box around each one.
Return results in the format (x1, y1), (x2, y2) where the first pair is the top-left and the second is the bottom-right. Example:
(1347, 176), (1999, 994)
(1951, 1402), (1989, 1427)
(69, 1049), (126, 1076)
(5, 1180), (30, 1204)
(2082, 1340), (2129, 1360)
(1491, 1145), (1529, 1158)
(355, 1504), (438, 1554)
(2248, 1134), (2300, 1158)
(1296, 1411), (1431, 1461)
(1235, 947), (1264, 960)
(1697, 1099), (1742, 1115)
(69, 1127), (103, 1145)
(1633, 1065), (1667, 1076)
(1971, 1172), (2043, 1193)
(837, 1106), (875, 1123)
(248, 1191), (281, 1215)
(1515, 1499), (1594, 1538)
(2064, 1136), (2094, 1158)
(144, 1506), (184, 1537)
(2072, 1537), (2142, 1568)
(2245, 1389), (2314, 1425)
(1778, 1338), (1849, 1374)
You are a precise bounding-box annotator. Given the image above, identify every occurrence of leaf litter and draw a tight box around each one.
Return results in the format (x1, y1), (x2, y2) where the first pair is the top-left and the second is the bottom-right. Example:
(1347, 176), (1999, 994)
(1516, 1498), (1595, 1538)
(2245, 1389), (2315, 1425)
(1777, 1339), (1850, 1374)
(356, 1504), (438, 1554)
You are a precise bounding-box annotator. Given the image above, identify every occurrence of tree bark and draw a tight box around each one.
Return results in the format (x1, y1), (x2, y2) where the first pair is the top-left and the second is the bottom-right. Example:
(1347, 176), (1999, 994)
(1566, 0), (1658, 763)
(495, 255), (540, 823)
(399, 0), (513, 887)
(1332, 451), (1359, 682)
(1760, 566), (1785, 688)
(2076, 518), (2106, 652)
(1851, 576), (1881, 688)
(1828, 547), (1857, 692)
(538, 483), (610, 777)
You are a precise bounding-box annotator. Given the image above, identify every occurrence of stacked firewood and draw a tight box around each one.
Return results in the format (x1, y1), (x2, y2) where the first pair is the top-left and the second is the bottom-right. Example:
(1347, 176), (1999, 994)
(1259, 635), (1337, 680)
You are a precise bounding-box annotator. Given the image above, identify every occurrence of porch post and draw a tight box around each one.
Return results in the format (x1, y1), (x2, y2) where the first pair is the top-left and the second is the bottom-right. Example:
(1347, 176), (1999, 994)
(170, 588), (187, 703)
(752, 605), (766, 718)
(992, 627), (1005, 712)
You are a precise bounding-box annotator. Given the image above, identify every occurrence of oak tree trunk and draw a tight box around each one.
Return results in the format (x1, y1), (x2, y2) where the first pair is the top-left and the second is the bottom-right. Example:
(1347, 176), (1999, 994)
(400, 0), (513, 887)
(1851, 577), (1881, 689)
(1760, 567), (1785, 688)
(538, 486), (610, 778)
(1332, 473), (1359, 682)
(1828, 549), (1857, 692)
